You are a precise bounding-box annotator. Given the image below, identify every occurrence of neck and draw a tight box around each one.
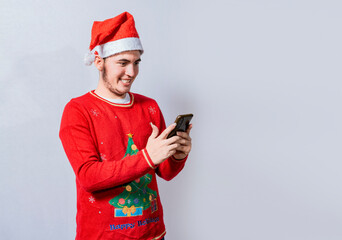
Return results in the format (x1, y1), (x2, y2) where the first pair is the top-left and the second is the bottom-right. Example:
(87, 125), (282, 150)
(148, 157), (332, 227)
(95, 81), (127, 99)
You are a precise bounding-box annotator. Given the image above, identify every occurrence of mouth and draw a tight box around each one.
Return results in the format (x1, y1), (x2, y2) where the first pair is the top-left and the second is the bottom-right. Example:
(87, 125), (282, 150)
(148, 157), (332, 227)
(120, 79), (131, 84)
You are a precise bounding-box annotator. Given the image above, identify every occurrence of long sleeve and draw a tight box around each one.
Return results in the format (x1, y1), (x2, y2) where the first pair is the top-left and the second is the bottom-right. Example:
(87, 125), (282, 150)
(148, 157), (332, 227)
(59, 101), (155, 193)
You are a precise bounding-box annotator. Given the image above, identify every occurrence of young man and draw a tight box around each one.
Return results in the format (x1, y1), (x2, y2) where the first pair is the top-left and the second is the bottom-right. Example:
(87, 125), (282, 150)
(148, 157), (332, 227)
(59, 12), (192, 240)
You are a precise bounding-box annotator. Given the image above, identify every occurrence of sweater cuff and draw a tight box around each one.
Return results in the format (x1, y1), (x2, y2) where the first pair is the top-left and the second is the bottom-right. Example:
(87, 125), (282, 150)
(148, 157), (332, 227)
(142, 149), (156, 169)
(171, 154), (188, 162)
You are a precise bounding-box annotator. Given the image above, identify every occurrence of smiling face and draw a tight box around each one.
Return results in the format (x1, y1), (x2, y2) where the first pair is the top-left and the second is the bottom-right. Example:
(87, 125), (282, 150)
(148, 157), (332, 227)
(95, 50), (141, 99)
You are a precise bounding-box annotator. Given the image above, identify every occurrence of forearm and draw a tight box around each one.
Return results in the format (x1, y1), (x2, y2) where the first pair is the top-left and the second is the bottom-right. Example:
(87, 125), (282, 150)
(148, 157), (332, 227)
(59, 112), (156, 192)
(61, 131), (155, 192)
(76, 150), (154, 192)
(156, 155), (187, 181)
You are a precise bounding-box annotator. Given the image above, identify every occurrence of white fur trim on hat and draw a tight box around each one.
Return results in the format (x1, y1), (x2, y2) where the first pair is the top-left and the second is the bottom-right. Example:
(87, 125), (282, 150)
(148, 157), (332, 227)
(94, 37), (143, 59)
(84, 51), (96, 66)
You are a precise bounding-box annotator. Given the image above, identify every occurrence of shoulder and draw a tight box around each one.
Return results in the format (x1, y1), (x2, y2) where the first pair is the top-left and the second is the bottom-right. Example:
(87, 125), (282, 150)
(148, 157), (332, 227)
(69, 92), (93, 105)
(62, 92), (94, 114)
(131, 93), (163, 119)
(131, 92), (158, 106)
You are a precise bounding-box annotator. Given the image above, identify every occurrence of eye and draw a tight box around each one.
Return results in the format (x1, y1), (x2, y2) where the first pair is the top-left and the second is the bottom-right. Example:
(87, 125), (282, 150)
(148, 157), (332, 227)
(118, 62), (127, 66)
(134, 61), (141, 65)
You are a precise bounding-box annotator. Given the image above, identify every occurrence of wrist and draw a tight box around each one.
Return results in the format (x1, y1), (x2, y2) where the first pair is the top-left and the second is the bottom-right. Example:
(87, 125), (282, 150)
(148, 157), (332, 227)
(172, 154), (187, 161)
(142, 148), (156, 169)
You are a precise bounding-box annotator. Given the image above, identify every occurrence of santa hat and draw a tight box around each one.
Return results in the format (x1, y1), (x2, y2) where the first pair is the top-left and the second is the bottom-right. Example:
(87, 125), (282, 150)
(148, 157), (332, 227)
(84, 12), (143, 65)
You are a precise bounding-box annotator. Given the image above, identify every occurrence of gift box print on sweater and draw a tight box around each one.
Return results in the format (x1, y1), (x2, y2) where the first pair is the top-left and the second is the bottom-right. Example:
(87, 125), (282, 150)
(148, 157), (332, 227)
(109, 133), (158, 217)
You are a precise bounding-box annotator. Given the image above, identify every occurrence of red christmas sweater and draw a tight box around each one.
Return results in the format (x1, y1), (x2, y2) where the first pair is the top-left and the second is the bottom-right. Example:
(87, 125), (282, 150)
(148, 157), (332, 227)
(59, 91), (187, 240)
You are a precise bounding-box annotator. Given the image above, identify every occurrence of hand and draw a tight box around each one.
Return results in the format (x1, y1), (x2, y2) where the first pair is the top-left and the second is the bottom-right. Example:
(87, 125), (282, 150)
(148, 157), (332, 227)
(146, 123), (182, 165)
(173, 124), (192, 160)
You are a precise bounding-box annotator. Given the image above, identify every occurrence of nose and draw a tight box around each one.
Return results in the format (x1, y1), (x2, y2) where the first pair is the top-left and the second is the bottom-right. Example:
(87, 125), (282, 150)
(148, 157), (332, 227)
(125, 64), (138, 77)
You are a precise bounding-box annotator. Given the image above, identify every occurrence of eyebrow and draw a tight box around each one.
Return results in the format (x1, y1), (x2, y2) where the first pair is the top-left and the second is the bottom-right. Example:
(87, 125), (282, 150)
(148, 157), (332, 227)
(117, 58), (141, 62)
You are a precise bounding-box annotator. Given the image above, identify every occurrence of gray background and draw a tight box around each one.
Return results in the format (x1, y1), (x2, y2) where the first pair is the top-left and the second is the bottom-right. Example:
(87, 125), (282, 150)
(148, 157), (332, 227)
(1, 0), (341, 239)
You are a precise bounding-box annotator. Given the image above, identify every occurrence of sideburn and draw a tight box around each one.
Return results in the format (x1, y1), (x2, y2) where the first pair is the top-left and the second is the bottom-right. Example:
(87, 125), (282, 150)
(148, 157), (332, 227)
(101, 60), (121, 96)
(102, 58), (107, 81)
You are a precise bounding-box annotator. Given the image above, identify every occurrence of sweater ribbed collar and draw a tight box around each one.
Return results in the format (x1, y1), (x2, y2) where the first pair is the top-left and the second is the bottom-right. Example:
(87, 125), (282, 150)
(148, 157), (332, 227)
(89, 90), (134, 107)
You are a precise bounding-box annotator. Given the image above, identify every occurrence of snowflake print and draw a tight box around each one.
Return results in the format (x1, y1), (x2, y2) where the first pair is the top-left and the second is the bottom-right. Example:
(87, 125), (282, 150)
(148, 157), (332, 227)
(90, 109), (99, 117)
(148, 106), (156, 115)
(100, 153), (107, 161)
(89, 196), (95, 203)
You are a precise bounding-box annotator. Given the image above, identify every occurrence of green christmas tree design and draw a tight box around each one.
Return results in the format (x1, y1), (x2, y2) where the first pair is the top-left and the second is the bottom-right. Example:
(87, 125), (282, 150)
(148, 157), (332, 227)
(109, 133), (158, 217)
(124, 133), (138, 157)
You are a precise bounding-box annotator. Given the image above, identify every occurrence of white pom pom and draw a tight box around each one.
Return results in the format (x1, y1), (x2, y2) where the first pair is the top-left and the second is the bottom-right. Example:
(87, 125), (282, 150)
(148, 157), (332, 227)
(84, 51), (95, 66)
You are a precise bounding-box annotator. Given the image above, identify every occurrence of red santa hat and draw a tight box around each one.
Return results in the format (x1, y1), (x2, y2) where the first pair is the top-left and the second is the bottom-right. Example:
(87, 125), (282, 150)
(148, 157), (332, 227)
(84, 12), (143, 65)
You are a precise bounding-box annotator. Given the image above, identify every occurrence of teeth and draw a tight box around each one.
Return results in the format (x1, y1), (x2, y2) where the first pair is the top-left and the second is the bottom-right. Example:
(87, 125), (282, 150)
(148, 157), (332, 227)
(122, 80), (130, 83)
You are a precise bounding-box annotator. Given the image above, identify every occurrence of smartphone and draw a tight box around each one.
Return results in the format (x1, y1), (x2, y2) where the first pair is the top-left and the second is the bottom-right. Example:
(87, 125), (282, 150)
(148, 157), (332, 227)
(167, 114), (193, 138)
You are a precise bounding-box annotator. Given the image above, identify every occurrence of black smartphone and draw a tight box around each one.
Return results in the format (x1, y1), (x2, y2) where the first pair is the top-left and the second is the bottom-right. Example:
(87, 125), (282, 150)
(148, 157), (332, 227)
(167, 114), (193, 138)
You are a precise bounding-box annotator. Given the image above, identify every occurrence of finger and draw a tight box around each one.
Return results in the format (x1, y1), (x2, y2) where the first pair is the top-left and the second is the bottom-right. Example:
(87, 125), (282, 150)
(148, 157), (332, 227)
(186, 124), (193, 134)
(176, 145), (188, 153)
(166, 135), (182, 145)
(176, 131), (191, 140)
(176, 143), (191, 150)
(167, 144), (179, 157)
(149, 122), (159, 139)
(176, 138), (191, 146)
(169, 149), (176, 157)
(159, 123), (177, 139)
(169, 142), (181, 150)
(176, 147), (187, 154)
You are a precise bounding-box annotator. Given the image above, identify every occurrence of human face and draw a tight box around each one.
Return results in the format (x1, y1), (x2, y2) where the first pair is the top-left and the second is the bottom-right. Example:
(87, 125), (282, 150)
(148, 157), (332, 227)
(99, 50), (141, 99)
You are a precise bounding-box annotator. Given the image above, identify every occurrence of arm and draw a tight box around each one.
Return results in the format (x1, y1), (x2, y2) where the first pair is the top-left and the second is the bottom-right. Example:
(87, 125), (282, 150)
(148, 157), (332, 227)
(59, 101), (155, 193)
(156, 155), (188, 181)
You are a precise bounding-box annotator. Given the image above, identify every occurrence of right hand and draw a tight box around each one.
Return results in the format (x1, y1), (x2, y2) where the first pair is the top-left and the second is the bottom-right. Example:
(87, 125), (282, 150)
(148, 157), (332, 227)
(146, 123), (181, 165)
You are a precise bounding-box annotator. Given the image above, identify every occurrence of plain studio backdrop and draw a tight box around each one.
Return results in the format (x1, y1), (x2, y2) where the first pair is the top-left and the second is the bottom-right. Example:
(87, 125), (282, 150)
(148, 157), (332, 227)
(1, 0), (341, 239)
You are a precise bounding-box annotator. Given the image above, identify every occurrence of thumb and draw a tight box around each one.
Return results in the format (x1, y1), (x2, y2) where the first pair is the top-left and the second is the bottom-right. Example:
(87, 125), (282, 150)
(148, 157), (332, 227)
(149, 122), (159, 139)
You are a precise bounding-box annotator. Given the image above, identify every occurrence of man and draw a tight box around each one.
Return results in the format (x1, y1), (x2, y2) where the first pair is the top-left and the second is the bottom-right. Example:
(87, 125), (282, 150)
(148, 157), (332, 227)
(59, 12), (192, 240)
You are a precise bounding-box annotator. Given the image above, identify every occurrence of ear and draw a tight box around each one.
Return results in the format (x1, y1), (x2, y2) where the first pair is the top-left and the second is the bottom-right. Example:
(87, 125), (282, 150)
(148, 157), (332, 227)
(94, 55), (105, 71)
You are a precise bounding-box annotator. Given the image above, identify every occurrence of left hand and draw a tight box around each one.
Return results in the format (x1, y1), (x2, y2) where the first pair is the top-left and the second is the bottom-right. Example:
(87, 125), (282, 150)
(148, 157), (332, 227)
(172, 124), (193, 160)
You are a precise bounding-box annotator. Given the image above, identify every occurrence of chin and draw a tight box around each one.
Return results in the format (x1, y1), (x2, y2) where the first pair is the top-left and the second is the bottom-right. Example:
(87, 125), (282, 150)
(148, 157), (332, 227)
(120, 88), (131, 94)
(116, 88), (131, 95)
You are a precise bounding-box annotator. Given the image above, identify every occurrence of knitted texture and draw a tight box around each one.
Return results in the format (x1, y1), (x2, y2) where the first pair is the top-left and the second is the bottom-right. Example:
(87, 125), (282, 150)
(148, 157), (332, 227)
(59, 91), (187, 240)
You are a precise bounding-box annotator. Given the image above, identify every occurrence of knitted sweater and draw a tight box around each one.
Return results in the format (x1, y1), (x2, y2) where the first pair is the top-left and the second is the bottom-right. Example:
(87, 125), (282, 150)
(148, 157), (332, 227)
(59, 91), (187, 240)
